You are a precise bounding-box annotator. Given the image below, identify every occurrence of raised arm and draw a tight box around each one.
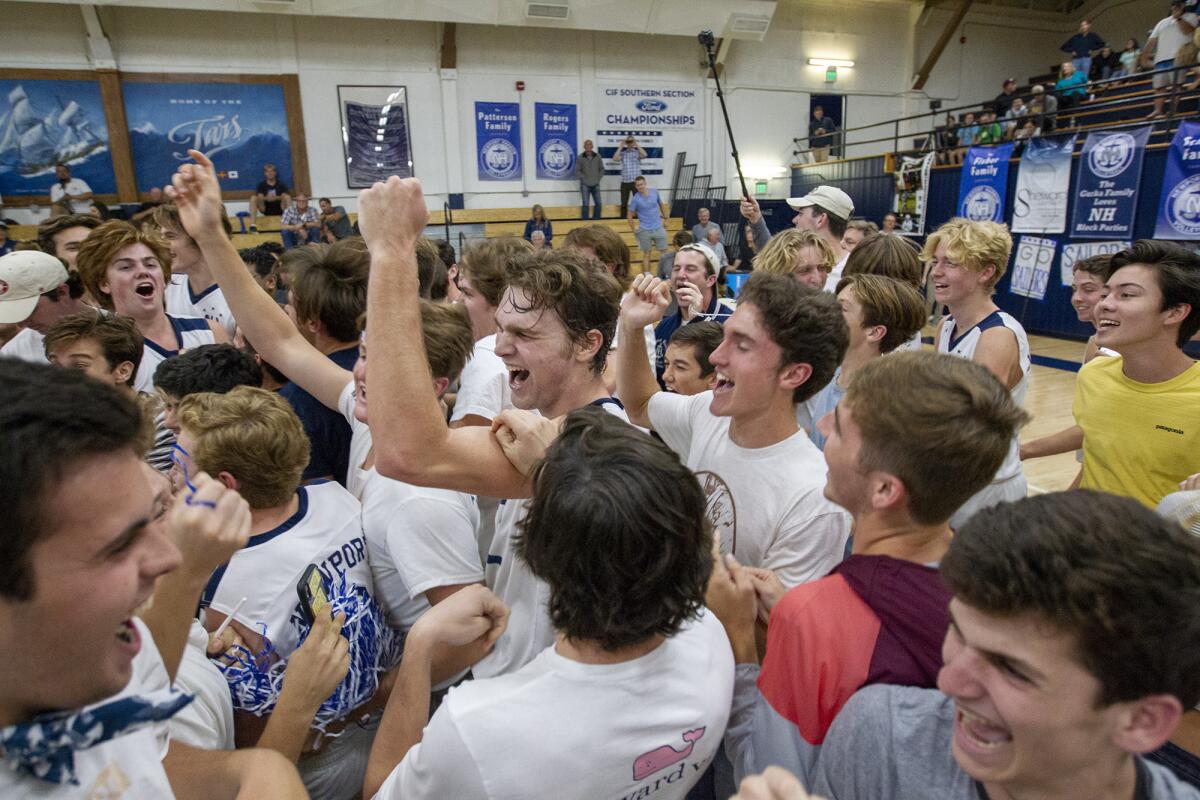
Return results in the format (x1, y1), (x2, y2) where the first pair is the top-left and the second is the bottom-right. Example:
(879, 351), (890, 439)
(166, 151), (350, 410)
(614, 273), (671, 427)
(357, 177), (530, 498)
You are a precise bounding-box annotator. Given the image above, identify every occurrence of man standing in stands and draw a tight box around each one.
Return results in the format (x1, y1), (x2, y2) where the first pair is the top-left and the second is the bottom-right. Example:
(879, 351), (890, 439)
(809, 106), (837, 163)
(249, 163), (290, 232)
(49, 163), (93, 215)
(575, 139), (604, 220)
(629, 175), (669, 276)
(992, 78), (1018, 117)
(1143, 1), (1199, 119)
(1061, 19), (1105, 77)
(613, 135), (646, 218)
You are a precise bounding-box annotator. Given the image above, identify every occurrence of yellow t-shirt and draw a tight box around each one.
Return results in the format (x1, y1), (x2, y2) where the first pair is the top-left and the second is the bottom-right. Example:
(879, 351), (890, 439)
(1074, 356), (1200, 508)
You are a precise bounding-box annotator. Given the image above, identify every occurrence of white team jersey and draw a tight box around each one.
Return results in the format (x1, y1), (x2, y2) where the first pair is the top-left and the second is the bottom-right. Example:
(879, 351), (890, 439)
(134, 315), (215, 394)
(201, 480), (374, 660)
(165, 275), (236, 339)
(823, 252), (850, 293)
(0, 326), (47, 363)
(938, 310), (1029, 486)
(450, 334), (511, 423)
(474, 399), (632, 679)
(339, 381), (373, 501)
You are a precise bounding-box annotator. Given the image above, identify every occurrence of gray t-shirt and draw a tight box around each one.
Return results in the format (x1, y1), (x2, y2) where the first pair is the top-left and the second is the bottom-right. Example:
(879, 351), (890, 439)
(809, 685), (1200, 800)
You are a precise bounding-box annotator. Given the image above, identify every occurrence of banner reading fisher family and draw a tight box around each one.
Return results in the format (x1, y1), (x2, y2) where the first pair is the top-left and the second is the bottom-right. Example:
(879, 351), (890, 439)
(957, 143), (1015, 223)
(1011, 134), (1076, 234)
(1155, 120), (1200, 240)
(1071, 125), (1151, 239)
(476, 101), (521, 181)
(534, 102), (576, 181)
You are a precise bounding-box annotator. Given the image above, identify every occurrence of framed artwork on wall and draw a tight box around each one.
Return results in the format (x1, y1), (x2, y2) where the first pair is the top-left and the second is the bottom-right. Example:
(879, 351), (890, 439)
(337, 85), (412, 189)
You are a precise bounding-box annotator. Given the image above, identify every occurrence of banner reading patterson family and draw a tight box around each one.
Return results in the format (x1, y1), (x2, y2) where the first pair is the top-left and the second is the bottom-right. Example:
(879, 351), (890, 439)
(475, 101), (521, 182)
(534, 102), (576, 181)
(1155, 120), (1200, 240)
(957, 144), (1015, 223)
(1011, 134), (1076, 234)
(1070, 125), (1150, 239)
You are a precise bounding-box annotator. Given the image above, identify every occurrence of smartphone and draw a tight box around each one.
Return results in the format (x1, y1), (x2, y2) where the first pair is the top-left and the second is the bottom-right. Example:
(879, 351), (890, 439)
(296, 564), (331, 625)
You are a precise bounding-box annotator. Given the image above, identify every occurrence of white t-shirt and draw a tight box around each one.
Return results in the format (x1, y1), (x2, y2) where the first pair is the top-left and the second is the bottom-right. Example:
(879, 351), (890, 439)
(375, 612), (734, 800)
(0, 326), (47, 363)
(135, 315), (215, 394)
(0, 618), (176, 798)
(49, 178), (93, 214)
(450, 334), (510, 423)
(168, 620), (235, 751)
(823, 252), (850, 293)
(1152, 13), (1200, 62)
(202, 480), (374, 660)
(165, 275), (236, 339)
(648, 391), (851, 588)
(474, 400), (633, 679)
(338, 381), (372, 501)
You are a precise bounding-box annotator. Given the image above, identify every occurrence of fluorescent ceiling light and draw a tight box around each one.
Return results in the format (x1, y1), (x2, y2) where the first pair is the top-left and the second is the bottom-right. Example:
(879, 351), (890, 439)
(807, 58), (855, 68)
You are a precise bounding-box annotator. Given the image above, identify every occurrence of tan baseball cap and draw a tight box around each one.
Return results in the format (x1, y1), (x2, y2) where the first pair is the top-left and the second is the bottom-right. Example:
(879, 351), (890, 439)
(0, 251), (69, 324)
(786, 186), (854, 220)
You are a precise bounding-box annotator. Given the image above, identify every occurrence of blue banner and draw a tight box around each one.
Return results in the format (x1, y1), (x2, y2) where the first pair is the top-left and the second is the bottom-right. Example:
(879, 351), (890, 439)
(1155, 120), (1200, 240)
(1070, 125), (1151, 239)
(476, 101), (521, 181)
(0, 79), (117, 196)
(957, 144), (1014, 222)
(534, 102), (575, 180)
(123, 81), (293, 193)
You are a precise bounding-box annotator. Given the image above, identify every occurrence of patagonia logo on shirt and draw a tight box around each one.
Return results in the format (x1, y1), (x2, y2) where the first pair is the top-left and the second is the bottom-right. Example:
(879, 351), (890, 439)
(1155, 425), (1185, 435)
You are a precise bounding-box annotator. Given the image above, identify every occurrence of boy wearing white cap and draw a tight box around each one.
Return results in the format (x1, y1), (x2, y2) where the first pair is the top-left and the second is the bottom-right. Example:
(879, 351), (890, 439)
(0, 250), (95, 363)
(740, 186), (854, 291)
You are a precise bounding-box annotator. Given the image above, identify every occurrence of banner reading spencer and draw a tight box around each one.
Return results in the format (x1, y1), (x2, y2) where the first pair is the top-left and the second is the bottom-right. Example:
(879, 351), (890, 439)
(476, 101), (521, 181)
(1155, 120), (1200, 240)
(534, 102), (576, 181)
(1011, 134), (1076, 234)
(957, 144), (1015, 223)
(1070, 125), (1150, 239)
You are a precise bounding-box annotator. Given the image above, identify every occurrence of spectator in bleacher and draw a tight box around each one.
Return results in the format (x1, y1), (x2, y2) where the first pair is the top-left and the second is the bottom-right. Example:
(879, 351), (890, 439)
(1003, 97), (1028, 137)
(1090, 45), (1122, 81)
(692, 207), (721, 244)
(248, 162), (290, 232)
(49, 163), (93, 215)
(280, 193), (322, 249)
(132, 186), (166, 222)
(975, 109), (1004, 145)
(1055, 62), (1089, 113)
(809, 105), (837, 162)
(613, 135), (646, 217)
(936, 113), (960, 164)
(881, 212), (899, 233)
(658, 230), (693, 280)
(522, 203), (553, 246)
(1118, 37), (1141, 78)
(1143, 1), (1200, 118)
(958, 111), (979, 146)
(840, 219), (877, 253)
(1029, 85), (1058, 131)
(1013, 119), (1039, 154)
(991, 77), (1018, 116)
(1061, 18), (1106, 77)
(628, 176), (668, 276)
(530, 230), (549, 251)
(705, 227), (729, 268)
(732, 225), (756, 272)
(319, 197), (352, 242)
(575, 139), (604, 220)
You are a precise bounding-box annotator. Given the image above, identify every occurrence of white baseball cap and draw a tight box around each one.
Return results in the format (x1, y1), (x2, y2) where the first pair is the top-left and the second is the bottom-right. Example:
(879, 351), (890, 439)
(786, 186), (855, 220)
(0, 251), (69, 324)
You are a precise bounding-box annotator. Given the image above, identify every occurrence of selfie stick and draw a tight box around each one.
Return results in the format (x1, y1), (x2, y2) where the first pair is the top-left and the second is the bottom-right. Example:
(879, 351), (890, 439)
(698, 30), (749, 199)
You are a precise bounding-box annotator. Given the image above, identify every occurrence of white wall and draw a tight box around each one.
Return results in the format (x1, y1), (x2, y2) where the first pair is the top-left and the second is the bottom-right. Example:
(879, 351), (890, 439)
(0, 0), (1127, 221)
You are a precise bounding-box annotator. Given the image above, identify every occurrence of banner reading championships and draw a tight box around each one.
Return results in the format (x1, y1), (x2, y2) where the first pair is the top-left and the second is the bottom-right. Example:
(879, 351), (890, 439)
(957, 144), (1015, 223)
(476, 101), (521, 181)
(1155, 120), (1200, 240)
(893, 152), (935, 236)
(1071, 125), (1151, 239)
(534, 102), (576, 181)
(1011, 134), (1076, 234)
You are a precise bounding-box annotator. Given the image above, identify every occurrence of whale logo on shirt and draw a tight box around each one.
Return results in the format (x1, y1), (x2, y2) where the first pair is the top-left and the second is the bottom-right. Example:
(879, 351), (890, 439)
(632, 727), (706, 781)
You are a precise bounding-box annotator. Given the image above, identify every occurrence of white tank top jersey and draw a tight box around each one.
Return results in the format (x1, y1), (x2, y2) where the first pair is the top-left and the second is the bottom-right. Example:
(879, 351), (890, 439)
(165, 274), (237, 339)
(938, 310), (1030, 483)
(134, 314), (215, 393)
(201, 480), (375, 660)
(474, 399), (632, 679)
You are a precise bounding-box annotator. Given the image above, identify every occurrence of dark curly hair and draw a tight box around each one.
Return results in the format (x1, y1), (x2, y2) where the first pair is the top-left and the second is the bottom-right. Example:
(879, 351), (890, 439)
(503, 248), (622, 376)
(515, 407), (712, 651)
(942, 491), (1200, 708)
(1107, 239), (1200, 347)
(153, 343), (262, 399)
(735, 272), (848, 402)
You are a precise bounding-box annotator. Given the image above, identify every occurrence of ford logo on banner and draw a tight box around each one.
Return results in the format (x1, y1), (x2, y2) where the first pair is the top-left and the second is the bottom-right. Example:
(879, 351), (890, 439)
(636, 99), (667, 113)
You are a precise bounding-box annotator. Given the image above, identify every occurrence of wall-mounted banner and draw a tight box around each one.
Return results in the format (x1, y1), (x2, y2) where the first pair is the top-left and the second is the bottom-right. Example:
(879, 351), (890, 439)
(957, 143), (1015, 222)
(597, 84), (700, 131)
(1155, 120), (1200, 240)
(597, 130), (664, 176)
(534, 102), (576, 181)
(1060, 240), (1130, 286)
(475, 101), (521, 181)
(123, 81), (293, 193)
(1011, 134), (1076, 234)
(1010, 235), (1056, 301)
(0, 79), (117, 196)
(893, 152), (935, 236)
(1071, 125), (1150, 239)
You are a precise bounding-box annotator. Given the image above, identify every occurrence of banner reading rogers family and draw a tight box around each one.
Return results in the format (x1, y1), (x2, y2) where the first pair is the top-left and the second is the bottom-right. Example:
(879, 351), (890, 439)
(1155, 120), (1200, 240)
